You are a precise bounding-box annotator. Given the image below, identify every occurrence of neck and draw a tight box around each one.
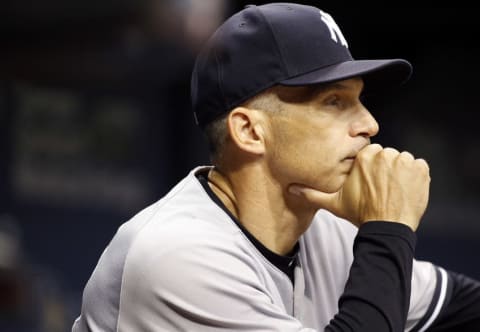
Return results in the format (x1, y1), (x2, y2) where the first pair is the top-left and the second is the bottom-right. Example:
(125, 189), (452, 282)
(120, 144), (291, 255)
(207, 168), (240, 219)
(208, 165), (315, 255)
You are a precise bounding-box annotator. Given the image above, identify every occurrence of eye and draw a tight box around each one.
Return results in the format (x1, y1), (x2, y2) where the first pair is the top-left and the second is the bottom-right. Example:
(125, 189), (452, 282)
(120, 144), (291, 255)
(324, 94), (342, 107)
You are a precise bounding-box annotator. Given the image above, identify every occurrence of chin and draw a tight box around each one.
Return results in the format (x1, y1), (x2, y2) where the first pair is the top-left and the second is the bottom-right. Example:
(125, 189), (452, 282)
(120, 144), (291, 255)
(319, 176), (346, 193)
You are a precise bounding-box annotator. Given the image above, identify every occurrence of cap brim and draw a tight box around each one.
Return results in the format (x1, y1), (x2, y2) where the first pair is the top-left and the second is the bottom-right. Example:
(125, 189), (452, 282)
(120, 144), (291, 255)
(280, 59), (412, 92)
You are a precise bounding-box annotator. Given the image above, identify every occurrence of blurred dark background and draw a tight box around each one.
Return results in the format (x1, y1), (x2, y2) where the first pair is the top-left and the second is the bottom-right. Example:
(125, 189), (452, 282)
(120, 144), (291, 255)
(1, 1), (479, 330)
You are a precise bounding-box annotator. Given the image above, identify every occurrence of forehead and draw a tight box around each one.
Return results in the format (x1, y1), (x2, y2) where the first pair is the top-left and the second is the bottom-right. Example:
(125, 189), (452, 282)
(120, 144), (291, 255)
(274, 77), (364, 103)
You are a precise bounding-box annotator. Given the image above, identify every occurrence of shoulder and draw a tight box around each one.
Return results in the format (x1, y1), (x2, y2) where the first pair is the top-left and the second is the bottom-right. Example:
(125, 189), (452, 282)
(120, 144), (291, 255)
(122, 166), (259, 277)
(123, 166), (237, 250)
(124, 184), (247, 273)
(126, 214), (247, 270)
(118, 208), (266, 318)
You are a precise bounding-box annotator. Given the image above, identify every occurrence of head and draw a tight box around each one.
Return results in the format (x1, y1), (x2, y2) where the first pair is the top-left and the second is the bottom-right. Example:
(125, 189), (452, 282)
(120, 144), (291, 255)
(204, 76), (378, 192)
(191, 3), (411, 191)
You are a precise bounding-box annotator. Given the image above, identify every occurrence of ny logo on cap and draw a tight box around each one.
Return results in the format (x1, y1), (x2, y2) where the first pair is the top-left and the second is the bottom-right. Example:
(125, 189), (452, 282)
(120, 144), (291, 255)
(319, 10), (348, 48)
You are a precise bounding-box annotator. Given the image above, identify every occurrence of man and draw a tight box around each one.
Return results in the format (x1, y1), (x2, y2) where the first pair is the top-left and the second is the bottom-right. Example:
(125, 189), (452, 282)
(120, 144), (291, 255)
(72, 3), (480, 331)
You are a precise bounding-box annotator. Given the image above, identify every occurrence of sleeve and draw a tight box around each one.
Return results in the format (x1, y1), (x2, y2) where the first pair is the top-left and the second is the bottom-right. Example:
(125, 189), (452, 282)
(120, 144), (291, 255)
(327, 222), (416, 332)
(415, 269), (480, 332)
(406, 265), (480, 332)
(118, 222), (416, 331)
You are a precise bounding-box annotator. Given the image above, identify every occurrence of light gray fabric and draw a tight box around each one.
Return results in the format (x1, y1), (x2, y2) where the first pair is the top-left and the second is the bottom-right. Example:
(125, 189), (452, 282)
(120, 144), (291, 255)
(72, 166), (440, 331)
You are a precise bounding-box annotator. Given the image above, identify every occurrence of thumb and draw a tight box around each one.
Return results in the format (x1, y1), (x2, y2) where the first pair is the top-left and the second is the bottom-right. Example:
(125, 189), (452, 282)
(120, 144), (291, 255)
(289, 184), (341, 214)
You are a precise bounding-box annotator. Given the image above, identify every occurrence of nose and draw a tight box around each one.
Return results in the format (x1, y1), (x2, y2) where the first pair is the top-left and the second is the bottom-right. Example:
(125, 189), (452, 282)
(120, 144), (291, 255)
(349, 105), (379, 138)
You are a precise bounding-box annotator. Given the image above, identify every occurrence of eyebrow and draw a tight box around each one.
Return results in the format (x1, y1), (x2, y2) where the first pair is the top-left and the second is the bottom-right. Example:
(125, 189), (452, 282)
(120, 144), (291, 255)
(276, 81), (363, 103)
(317, 82), (350, 92)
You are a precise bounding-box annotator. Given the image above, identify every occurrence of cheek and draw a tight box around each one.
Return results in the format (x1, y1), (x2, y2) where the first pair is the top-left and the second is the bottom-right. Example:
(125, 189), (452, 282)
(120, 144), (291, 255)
(266, 115), (350, 188)
(316, 168), (349, 193)
(297, 134), (351, 192)
(308, 151), (347, 192)
(269, 132), (344, 185)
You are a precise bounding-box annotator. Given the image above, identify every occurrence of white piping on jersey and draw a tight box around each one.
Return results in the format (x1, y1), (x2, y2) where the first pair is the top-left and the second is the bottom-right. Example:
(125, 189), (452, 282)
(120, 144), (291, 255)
(418, 267), (448, 332)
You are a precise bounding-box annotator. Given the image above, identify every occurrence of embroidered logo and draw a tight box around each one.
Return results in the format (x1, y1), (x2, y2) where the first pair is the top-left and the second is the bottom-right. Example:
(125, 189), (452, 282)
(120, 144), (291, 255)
(319, 10), (348, 48)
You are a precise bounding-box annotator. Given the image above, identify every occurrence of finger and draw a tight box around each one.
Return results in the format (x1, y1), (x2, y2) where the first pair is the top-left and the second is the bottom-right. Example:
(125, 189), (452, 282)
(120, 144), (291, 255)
(382, 147), (400, 158)
(357, 143), (383, 160)
(414, 158), (429, 169)
(395, 151), (415, 166)
(399, 151), (415, 162)
(414, 158), (430, 177)
(374, 147), (399, 166)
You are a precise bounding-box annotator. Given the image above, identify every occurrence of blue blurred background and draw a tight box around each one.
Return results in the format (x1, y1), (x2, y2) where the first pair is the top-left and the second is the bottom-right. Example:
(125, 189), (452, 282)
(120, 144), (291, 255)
(1, 1), (479, 330)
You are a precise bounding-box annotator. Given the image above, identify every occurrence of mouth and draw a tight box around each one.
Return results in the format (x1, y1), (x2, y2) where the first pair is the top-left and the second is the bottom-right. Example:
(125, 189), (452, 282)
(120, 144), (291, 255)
(344, 143), (369, 162)
(341, 156), (357, 169)
(342, 157), (356, 174)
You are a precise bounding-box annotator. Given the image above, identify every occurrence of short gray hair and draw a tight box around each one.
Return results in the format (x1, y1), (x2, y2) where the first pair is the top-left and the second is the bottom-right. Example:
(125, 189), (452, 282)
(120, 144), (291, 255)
(203, 87), (282, 165)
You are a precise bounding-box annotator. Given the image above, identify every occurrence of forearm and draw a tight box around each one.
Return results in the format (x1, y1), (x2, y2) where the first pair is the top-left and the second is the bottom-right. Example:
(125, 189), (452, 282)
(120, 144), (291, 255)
(326, 222), (416, 332)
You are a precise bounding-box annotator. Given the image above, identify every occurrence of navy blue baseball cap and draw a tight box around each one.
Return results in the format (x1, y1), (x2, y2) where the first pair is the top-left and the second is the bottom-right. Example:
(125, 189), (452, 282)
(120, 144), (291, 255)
(191, 3), (412, 129)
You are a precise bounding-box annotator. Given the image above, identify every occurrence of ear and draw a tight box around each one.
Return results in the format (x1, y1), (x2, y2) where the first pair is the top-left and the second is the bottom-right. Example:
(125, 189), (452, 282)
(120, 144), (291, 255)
(227, 107), (267, 155)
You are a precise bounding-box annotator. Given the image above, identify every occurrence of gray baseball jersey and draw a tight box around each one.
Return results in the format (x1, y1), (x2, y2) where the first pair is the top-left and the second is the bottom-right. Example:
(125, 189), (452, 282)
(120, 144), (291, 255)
(72, 166), (448, 331)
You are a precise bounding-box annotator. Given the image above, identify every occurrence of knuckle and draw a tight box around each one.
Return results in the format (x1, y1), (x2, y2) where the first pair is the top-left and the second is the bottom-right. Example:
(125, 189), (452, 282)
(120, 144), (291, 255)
(366, 143), (383, 153)
(397, 151), (415, 165)
(378, 147), (399, 161)
(383, 147), (399, 155)
(414, 158), (430, 171)
(358, 143), (382, 159)
(370, 143), (383, 151)
(399, 151), (414, 160)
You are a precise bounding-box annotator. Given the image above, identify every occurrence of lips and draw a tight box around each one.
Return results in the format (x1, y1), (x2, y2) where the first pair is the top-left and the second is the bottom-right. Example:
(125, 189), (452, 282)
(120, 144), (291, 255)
(343, 153), (357, 160)
(345, 143), (369, 161)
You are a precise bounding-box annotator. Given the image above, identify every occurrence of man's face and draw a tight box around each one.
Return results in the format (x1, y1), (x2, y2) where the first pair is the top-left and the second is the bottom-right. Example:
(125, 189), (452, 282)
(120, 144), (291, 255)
(264, 77), (379, 193)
